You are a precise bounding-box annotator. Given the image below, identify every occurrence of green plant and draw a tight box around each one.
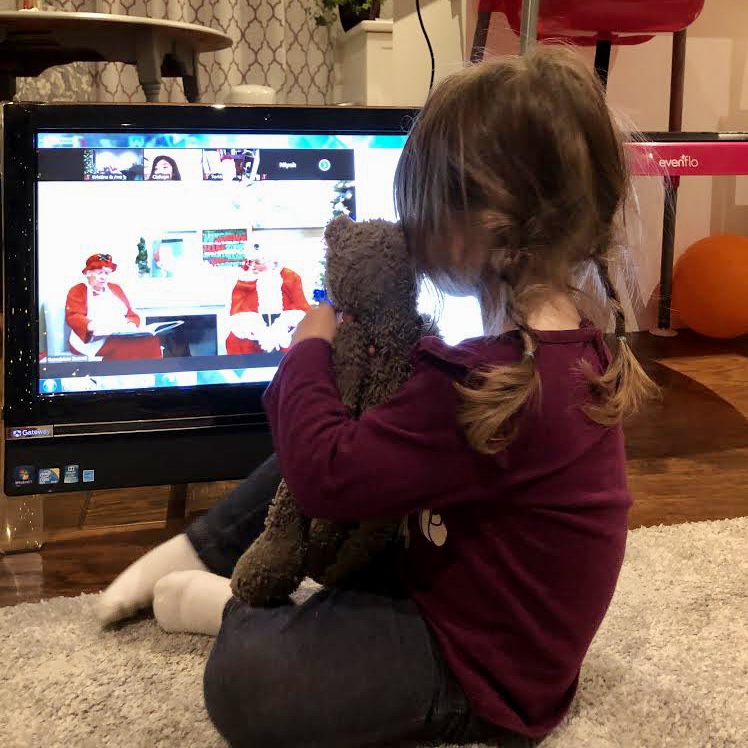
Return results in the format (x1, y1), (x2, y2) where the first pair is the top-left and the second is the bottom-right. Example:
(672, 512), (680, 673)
(313, 0), (378, 28)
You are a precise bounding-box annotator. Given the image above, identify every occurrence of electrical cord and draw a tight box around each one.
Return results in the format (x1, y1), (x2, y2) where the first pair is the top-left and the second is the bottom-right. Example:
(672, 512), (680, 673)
(415, 0), (435, 94)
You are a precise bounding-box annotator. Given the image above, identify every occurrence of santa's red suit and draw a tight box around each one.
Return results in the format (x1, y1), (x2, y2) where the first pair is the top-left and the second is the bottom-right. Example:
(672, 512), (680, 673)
(65, 282), (162, 361)
(226, 268), (311, 355)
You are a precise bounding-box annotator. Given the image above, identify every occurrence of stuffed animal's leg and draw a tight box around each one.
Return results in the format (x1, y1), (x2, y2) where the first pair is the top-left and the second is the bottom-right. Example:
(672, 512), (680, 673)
(230, 480), (309, 607)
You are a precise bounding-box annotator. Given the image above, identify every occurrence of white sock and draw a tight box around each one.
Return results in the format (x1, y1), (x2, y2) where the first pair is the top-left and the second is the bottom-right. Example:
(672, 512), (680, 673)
(96, 533), (207, 626)
(153, 570), (233, 636)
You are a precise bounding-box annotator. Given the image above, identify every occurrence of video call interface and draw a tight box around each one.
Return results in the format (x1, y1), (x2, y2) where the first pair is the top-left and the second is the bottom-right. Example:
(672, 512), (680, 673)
(35, 130), (483, 396)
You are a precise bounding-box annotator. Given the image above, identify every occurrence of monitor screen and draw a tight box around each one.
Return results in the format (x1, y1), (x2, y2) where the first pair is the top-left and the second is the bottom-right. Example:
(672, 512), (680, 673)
(35, 130), (483, 398)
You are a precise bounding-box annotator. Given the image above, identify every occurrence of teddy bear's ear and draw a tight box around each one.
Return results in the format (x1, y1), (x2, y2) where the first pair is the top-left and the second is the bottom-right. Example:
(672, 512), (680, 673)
(324, 214), (354, 249)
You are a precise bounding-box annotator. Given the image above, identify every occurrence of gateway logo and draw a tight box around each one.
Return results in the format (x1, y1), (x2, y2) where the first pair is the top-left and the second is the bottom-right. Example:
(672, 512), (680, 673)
(6, 425), (54, 439)
(658, 154), (699, 169)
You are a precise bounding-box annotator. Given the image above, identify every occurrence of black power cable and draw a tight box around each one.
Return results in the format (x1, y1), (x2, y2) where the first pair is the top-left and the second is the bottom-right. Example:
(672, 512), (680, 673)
(415, 0), (436, 94)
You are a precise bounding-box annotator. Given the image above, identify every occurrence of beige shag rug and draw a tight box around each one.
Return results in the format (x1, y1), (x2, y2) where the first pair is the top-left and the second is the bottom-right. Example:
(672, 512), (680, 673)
(1, 517), (746, 748)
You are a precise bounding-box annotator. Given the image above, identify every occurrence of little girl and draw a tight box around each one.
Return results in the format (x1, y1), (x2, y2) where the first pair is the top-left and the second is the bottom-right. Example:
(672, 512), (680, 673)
(98, 47), (656, 747)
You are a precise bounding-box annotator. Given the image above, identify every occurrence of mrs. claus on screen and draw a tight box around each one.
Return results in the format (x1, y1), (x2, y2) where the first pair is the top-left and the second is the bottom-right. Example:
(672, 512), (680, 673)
(65, 253), (162, 361)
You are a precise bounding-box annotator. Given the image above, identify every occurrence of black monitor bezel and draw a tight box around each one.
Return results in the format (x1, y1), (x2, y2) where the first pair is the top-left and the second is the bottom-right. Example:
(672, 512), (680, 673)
(2, 102), (418, 428)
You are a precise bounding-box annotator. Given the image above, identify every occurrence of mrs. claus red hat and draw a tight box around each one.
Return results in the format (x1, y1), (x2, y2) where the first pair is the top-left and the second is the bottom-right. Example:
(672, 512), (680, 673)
(83, 253), (117, 273)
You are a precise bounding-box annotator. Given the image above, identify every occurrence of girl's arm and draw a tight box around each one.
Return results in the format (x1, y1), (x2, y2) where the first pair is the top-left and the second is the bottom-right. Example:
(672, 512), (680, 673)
(263, 337), (492, 522)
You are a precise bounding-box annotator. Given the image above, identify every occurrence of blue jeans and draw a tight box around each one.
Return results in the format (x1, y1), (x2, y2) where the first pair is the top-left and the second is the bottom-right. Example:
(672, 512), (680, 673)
(187, 455), (535, 748)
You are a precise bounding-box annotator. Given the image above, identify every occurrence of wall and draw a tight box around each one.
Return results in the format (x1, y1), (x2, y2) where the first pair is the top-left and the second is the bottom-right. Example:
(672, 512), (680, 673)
(391, 0), (748, 330)
(391, 0), (475, 106)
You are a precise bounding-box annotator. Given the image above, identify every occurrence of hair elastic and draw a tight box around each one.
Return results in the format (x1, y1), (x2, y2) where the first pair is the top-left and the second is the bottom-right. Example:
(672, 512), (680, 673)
(523, 349), (535, 360)
(617, 334), (628, 343)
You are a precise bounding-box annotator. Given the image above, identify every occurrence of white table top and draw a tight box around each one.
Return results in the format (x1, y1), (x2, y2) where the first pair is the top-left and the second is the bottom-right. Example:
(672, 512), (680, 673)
(0, 10), (232, 52)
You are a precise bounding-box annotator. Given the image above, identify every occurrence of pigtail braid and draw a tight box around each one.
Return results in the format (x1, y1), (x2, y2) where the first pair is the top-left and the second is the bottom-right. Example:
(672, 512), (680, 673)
(582, 256), (659, 425)
(456, 279), (542, 454)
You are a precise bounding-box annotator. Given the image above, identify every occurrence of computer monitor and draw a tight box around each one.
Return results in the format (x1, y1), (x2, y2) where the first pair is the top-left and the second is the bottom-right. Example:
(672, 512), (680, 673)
(2, 103), (483, 495)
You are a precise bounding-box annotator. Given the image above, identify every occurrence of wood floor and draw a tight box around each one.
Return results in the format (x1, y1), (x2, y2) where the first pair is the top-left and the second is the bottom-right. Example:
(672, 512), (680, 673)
(1, 330), (746, 607)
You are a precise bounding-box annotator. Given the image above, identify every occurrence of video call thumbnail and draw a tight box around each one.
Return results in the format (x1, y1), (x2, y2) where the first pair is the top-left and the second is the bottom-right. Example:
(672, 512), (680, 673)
(83, 149), (144, 181)
(202, 149), (262, 182)
(144, 149), (205, 181)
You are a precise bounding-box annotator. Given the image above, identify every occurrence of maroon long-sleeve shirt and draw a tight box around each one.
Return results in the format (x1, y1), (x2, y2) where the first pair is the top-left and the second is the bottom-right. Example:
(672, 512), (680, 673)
(263, 325), (631, 738)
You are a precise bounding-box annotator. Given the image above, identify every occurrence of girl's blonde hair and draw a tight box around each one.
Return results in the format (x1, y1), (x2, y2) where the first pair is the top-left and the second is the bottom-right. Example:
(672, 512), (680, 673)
(394, 46), (658, 454)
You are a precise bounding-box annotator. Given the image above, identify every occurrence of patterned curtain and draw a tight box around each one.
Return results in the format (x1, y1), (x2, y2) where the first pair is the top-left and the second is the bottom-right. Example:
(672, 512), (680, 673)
(17, 0), (335, 104)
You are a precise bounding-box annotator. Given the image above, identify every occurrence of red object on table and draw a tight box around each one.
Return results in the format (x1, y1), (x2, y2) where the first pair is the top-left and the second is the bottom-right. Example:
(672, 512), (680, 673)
(479, 0), (705, 45)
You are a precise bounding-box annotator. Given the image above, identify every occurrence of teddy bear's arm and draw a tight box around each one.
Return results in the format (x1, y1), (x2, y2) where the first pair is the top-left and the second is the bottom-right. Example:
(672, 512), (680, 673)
(318, 520), (401, 589)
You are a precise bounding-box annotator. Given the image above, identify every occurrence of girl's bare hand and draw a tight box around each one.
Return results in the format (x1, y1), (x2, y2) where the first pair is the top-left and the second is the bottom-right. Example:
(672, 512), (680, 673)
(290, 304), (338, 347)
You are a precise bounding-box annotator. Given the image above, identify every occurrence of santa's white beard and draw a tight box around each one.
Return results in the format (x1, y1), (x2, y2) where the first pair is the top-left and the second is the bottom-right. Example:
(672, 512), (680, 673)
(256, 270), (284, 315)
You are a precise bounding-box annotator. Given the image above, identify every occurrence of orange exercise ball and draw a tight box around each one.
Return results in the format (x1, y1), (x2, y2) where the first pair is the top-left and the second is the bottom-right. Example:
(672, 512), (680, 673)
(672, 233), (748, 339)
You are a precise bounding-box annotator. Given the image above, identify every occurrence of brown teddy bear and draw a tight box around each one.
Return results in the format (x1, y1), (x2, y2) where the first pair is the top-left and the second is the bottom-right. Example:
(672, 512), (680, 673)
(230, 215), (436, 606)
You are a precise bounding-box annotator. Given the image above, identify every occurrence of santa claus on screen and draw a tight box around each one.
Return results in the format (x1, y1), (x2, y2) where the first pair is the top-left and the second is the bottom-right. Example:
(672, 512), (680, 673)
(226, 248), (311, 355)
(65, 253), (162, 361)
